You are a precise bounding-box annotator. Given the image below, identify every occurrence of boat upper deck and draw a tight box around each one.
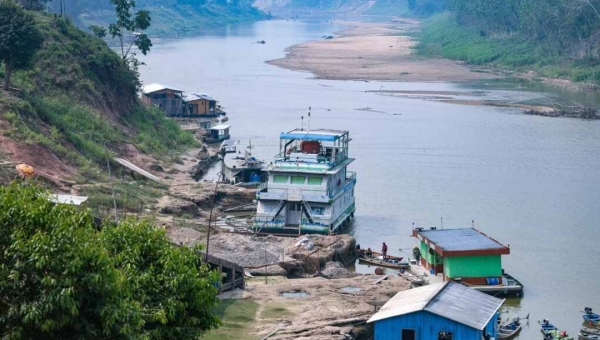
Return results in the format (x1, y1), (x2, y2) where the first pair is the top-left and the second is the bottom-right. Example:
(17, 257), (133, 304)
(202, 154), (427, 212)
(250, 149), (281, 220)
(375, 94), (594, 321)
(268, 128), (352, 172)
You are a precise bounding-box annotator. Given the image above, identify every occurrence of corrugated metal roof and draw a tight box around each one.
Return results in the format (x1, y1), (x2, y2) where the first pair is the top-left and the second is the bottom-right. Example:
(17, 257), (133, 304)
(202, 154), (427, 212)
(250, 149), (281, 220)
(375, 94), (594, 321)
(182, 92), (216, 102)
(48, 194), (88, 206)
(142, 83), (184, 94)
(367, 282), (504, 330)
(418, 228), (506, 251)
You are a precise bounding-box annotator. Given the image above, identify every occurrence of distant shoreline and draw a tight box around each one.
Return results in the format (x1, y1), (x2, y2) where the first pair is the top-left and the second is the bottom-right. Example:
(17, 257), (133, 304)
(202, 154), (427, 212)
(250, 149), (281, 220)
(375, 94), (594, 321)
(266, 20), (498, 83)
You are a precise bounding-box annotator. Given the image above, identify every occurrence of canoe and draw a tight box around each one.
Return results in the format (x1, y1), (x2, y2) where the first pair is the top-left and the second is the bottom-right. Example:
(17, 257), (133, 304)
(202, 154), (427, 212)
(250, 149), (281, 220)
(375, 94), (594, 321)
(540, 320), (559, 335)
(498, 321), (522, 340)
(579, 333), (600, 340)
(540, 321), (574, 340)
(581, 328), (600, 336)
(358, 251), (408, 269)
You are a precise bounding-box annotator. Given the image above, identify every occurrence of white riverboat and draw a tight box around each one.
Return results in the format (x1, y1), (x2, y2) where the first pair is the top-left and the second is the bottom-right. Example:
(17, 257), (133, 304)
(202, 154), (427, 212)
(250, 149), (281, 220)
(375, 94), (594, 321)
(253, 128), (356, 234)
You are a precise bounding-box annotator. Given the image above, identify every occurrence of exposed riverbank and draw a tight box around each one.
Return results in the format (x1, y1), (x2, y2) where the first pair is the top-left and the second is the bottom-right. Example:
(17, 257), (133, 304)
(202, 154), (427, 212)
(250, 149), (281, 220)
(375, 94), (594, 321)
(267, 19), (499, 82)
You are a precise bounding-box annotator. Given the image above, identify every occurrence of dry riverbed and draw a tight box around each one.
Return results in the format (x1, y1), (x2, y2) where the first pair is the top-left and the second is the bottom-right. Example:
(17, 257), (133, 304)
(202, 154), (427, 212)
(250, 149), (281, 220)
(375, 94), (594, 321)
(268, 20), (497, 82)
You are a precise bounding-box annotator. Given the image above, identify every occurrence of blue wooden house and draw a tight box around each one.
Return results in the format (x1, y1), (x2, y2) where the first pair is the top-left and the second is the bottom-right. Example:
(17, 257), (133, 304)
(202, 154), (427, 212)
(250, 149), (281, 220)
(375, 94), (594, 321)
(367, 281), (503, 340)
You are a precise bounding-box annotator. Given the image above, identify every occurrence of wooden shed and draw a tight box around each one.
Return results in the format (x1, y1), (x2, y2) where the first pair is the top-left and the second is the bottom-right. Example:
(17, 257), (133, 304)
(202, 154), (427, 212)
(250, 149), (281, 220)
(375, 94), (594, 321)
(141, 83), (184, 116)
(368, 281), (503, 340)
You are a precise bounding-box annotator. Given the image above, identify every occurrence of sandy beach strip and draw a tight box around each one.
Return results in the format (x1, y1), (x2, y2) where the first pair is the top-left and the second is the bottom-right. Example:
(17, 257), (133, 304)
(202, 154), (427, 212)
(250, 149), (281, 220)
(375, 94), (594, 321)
(267, 20), (498, 82)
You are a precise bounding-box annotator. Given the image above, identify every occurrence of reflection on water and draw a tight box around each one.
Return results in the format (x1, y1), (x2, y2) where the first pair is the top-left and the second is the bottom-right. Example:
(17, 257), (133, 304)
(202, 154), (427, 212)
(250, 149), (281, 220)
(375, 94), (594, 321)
(139, 20), (600, 339)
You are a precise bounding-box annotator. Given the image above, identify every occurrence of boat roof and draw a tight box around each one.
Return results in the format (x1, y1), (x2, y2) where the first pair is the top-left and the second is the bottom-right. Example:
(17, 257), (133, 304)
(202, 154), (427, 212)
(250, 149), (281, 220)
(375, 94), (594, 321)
(142, 83), (184, 94)
(367, 281), (504, 330)
(210, 124), (231, 130)
(280, 129), (349, 142)
(414, 228), (510, 256)
(182, 92), (216, 102)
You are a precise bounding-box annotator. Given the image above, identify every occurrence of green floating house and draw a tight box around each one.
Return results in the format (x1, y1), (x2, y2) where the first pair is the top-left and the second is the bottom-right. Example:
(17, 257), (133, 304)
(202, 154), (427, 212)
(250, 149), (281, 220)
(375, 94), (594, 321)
(412, 228), (523, 297)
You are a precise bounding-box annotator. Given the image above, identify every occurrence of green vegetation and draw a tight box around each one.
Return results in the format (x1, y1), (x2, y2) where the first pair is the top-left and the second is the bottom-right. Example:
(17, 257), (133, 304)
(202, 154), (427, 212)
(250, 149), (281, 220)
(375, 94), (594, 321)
(261, 303), (291, 319)
(0, 183), (221, 339)
(418, 12), (600, 83)
(48, 0), (268, 36)
(0, 0), (44, 90)
(2, 12), (196, 171)
(202, 299), (260, 340)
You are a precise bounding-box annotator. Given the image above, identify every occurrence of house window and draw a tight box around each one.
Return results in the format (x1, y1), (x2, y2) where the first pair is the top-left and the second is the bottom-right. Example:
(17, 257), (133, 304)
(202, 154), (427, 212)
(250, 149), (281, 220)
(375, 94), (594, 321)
(273, 175), (288, 184)
(438, 331), (452, 340)
(402, 329), (415, 340)
(308, 177), (322, 185)
(291, 176), (305, 185)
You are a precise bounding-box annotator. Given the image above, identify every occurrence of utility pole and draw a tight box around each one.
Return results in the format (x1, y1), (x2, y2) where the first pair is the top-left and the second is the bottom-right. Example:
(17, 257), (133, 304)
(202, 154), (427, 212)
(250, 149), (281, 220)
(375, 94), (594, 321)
(205, 172), (223, 261)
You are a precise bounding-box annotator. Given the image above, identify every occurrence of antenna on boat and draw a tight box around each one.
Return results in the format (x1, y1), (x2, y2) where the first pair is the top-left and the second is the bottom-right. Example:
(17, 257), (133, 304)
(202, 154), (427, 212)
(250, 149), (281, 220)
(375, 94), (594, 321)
(441, 217), (443, 229)
(308, 107), (311, 133)
(472, 220), (475, 228)
(301, 116), (304, 131)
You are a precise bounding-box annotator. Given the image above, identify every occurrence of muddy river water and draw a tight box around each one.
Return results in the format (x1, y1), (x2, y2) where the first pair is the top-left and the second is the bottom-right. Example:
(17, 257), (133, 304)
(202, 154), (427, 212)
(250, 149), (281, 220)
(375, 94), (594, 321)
(139, 19), (600, 338)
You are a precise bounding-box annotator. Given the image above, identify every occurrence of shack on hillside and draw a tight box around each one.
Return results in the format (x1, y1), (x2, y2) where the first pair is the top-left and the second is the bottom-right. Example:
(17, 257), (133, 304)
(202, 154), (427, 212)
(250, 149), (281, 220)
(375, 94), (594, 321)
(141, 83), (184, 116)
(367, 281), (503, 340)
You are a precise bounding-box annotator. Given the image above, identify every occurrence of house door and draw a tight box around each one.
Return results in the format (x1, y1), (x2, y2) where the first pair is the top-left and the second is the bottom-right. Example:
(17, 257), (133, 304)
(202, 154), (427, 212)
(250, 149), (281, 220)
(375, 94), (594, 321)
(402, 329), (415, 340)
(286, 203), (302, 226)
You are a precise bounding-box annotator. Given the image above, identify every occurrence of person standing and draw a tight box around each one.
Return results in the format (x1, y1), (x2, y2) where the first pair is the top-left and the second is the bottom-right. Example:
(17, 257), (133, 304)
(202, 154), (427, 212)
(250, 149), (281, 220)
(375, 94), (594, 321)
(382, 242), (388, 260)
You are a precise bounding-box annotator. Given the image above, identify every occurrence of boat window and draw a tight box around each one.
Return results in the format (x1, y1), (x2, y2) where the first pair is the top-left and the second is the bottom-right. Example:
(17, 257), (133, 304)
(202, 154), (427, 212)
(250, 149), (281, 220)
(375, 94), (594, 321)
(438, 331), (452, 340)
(273, 175), (288, 183)
(311, 207), (324, 215)
(291, 176), (305, 185)
(308, 177), (323, 185)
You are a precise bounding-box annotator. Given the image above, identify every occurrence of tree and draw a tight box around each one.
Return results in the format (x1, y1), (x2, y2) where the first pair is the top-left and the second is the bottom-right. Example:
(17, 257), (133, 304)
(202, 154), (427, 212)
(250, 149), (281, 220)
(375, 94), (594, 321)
(108, 0), (152, 61)
(0, 183), (221, 339)
(15, 0), (47, 10)
(0, 0), (44, 91)
(89, 24), (107, 38)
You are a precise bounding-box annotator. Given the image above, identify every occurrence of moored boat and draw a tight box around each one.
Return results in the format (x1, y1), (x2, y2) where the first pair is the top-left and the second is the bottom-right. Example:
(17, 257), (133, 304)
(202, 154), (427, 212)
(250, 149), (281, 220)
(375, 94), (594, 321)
(583, 308), (600, 327)
(498, 315), (527, 340)
(358, 250), (408, 269)
(579, 333), (600, 340)
(581, 327), (600, 337)
(541, 320), (574, 340)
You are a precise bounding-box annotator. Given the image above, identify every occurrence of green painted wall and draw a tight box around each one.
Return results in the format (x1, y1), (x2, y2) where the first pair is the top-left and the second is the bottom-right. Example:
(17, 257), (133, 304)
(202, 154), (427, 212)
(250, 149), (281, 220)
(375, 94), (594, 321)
(420, 241), (442, 265)
(444, 255), (502, 278)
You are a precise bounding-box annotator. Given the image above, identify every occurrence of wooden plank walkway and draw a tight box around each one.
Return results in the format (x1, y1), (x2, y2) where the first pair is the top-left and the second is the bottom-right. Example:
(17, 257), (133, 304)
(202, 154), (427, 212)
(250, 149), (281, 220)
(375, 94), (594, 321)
(114, 158), (161, 182)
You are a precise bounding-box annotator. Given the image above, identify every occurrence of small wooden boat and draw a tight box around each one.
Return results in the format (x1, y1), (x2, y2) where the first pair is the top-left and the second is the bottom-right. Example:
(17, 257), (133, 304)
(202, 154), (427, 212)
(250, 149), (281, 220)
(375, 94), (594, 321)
(579, 333), (600, 340)
(583, 308), (600, 327)
(498, 322), (521, 340)
(540, 320), (574, 340)
(358, 250), (408, 270)
(498, 315), (527, 340)
(581, 328), (600, 337)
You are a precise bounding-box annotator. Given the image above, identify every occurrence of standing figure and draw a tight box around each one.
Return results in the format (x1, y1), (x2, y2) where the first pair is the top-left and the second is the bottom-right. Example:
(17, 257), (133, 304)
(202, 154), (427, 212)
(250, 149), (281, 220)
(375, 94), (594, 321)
(382, 242), (388, 260)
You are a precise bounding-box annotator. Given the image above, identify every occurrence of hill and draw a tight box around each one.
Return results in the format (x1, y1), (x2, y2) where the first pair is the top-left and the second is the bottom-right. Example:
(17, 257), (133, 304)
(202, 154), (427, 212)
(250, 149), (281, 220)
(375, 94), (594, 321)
(0, 12), (196, 190)
(49, 0), (269, 36)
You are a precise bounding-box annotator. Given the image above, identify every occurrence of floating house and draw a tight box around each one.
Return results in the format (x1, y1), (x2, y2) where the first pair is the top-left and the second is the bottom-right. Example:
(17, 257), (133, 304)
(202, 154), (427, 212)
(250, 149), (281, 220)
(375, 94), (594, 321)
(205, 124), (231, 143)
(412, 228), (523, 296)
(368, 281), (503, 340)
(182, 93), (218, 116)
(141, 83), (184, 116)
(254, 128), (356, 234)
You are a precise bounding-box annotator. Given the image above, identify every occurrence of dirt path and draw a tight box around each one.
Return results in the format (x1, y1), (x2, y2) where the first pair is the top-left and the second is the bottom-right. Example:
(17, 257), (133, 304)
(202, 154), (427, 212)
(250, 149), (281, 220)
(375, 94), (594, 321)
(267, 20), (498, 82)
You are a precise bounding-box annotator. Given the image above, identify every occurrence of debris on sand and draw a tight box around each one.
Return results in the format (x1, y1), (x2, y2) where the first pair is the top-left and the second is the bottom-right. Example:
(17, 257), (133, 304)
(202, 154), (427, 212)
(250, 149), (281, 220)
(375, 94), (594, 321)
(321, 261), (355, 279)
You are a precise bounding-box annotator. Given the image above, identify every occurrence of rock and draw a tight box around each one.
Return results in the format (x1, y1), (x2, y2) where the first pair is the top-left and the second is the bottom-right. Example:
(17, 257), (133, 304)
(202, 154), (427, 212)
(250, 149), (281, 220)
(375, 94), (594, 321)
(322, 261), (354, 279)
(249, 264), (287, 276)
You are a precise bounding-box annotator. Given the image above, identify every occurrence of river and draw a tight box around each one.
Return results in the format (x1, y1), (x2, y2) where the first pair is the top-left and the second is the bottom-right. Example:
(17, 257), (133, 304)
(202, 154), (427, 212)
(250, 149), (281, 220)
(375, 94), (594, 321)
(139, 19), (600, 339)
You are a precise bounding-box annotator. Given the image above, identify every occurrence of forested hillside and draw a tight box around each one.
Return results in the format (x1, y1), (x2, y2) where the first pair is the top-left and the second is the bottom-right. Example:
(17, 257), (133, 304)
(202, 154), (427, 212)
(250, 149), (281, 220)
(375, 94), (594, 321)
(415, 0), (600, 84)
(47, 0), (267, 35)
(0, 10), (195, 187)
